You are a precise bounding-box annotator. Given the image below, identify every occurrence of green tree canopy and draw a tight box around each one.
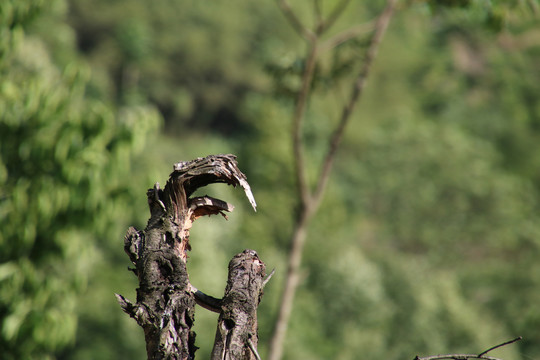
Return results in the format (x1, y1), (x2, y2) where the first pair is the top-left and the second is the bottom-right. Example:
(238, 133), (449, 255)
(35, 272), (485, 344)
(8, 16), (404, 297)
(0, 1), (160, 358)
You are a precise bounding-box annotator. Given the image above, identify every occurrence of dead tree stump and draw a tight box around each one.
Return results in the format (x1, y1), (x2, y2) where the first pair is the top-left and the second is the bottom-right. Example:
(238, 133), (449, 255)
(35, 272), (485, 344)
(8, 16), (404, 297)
(116, 154), (260, 360)
(211, 250), (267, 360)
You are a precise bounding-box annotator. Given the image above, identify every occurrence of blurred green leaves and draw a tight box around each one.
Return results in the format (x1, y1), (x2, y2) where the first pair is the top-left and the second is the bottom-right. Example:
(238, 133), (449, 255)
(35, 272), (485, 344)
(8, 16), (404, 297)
(67, 0), (280, 132)
(0, 0), (159, 358)
(340, 116), (537, 258)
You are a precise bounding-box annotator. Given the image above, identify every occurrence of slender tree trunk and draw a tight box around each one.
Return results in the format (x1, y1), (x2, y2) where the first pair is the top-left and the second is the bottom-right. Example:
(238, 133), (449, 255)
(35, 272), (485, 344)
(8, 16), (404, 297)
(268, 1), (398, 359)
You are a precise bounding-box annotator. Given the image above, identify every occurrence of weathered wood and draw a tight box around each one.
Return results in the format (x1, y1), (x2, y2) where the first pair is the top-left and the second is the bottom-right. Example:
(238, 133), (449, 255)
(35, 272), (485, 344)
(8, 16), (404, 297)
(117, 154), (256, 360)
(211, 250), (267, 360)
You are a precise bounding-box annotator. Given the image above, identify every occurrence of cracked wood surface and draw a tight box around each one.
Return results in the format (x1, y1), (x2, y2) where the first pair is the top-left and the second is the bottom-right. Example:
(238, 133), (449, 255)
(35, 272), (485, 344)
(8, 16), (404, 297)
(211, 250), (266, 360)
(117, 154), (256, 360)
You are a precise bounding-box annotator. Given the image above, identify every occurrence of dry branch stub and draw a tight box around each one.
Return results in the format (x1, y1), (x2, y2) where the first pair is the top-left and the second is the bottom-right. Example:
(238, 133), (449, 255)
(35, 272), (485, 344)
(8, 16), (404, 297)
(211, 250), (267, 360)
(116, 154), (257, 360)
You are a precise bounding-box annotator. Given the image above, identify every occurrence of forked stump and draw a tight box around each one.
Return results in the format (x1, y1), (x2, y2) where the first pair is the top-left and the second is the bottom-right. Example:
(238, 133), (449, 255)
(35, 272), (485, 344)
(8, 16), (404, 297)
(116, 154), (258, 360)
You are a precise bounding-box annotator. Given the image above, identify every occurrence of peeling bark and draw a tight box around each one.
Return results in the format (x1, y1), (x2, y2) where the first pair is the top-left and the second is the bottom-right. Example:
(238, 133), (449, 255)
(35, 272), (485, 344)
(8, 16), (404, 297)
(117, 154), (256, 360)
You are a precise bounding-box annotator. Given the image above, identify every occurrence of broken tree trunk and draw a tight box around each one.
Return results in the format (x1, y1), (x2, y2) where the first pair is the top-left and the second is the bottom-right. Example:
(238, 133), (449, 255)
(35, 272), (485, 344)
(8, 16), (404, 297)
(211, 250), (268, 360)
(116, 154), (257, 360)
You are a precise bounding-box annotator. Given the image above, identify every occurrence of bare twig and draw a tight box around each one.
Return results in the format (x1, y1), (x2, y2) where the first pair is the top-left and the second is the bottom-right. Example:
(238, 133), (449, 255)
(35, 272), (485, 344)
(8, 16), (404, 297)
(292, 42), (319, 209)
(276, 0), (316, 42)
(477, 336), (523, 357)
(262, 268), (276, 289)
(414, 337), (523, 360)
(247, 336), (263, 360)
(415, 355), (503, 360)
(312, 0), (397, 209)
(322, 0), (353, 33)
(190, 284), (222, 313)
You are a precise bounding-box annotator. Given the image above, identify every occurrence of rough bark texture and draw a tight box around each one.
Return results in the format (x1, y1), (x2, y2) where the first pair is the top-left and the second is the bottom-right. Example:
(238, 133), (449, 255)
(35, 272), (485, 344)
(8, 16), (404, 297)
(211, 250), (266, 360)
(116, 154), (256, 360)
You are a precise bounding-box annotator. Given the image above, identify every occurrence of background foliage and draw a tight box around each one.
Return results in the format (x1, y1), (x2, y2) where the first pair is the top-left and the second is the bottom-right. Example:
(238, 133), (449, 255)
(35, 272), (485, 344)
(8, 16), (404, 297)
(1, 0), (539, 359)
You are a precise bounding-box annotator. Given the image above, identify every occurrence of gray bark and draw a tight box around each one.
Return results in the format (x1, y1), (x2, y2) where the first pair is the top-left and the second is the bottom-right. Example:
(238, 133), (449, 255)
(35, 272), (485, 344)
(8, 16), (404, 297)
(211, 250), (267, 360)
(116, 154), (258, 360)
